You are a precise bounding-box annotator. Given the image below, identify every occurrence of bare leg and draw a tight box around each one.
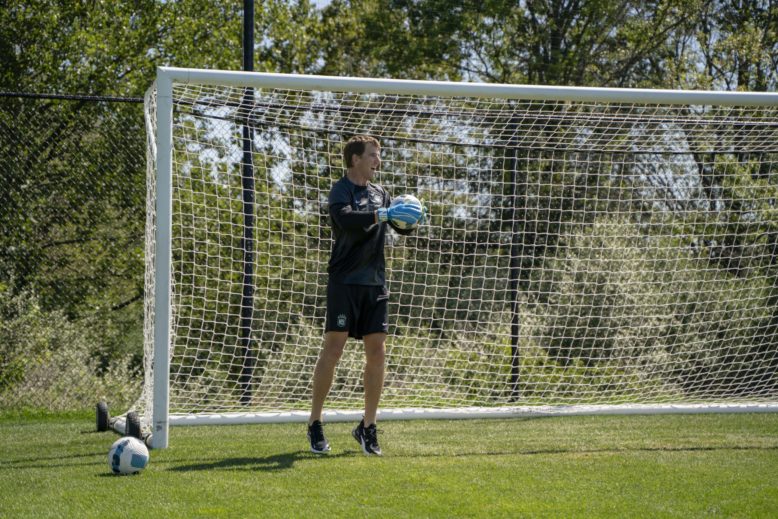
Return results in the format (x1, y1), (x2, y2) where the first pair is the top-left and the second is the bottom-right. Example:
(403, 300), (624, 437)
(362, 332), (386, 426)
(309, 331), (348, 424)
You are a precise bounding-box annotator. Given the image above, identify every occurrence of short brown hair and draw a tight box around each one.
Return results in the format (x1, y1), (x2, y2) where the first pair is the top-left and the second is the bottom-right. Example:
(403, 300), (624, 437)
(343, 135), (380, 168)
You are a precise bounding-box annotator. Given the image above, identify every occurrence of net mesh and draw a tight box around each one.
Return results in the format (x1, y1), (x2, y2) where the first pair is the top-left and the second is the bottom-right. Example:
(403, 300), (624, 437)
(141, 79), (778, 422)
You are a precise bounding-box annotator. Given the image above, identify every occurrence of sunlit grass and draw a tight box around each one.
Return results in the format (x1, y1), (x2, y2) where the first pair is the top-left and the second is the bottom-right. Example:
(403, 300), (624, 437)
(1, 413), (777, 517)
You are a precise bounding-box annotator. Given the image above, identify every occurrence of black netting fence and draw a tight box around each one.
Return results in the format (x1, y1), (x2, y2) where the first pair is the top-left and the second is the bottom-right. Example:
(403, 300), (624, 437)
(1, 93), (146, 412)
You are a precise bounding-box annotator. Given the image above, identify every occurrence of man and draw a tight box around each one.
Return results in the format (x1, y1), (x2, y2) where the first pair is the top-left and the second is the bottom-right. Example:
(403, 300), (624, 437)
(307, 135), (423, 456)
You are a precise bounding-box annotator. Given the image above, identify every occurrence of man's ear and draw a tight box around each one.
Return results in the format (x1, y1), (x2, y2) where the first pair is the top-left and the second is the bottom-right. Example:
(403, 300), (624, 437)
(350, 152), (360, 167)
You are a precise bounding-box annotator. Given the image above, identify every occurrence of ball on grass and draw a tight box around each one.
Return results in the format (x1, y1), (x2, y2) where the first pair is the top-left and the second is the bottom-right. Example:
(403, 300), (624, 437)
(108, 436), (149, 475)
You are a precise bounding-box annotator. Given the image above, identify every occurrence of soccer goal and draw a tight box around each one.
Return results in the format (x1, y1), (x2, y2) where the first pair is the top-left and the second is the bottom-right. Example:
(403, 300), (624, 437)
(136, 67), (778, 448)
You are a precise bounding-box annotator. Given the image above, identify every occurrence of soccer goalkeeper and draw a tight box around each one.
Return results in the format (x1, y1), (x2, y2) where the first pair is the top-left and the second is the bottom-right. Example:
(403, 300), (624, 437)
(307, 135), (424, 456)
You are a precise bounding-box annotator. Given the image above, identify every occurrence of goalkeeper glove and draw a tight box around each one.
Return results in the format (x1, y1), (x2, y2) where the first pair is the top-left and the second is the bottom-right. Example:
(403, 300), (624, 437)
(377, 203), (424, 227)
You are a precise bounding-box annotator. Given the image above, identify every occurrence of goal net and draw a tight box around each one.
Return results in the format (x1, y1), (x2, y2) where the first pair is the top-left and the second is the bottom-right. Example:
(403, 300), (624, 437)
(139, 68), (778, 447)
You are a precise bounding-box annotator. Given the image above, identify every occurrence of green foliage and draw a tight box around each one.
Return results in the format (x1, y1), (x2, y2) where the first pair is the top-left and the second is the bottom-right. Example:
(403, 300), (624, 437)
(1, 0), (777, 413)
(535, 218), (775, 397)
(0, 98), (145, 311)
(0, 287), (139, 412)
(691, 0), (778, 91)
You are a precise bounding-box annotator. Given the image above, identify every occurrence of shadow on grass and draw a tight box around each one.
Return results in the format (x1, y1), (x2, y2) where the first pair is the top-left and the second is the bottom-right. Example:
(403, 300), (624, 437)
(1, 450), (104, 470)
(163, 444), (778, 470)
(387, 444), (778, 459)
(168, 450), (352, 472)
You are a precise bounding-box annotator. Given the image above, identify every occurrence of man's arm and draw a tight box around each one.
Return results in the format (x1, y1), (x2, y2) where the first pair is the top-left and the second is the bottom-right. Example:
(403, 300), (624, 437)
(330, 202), (380, 230)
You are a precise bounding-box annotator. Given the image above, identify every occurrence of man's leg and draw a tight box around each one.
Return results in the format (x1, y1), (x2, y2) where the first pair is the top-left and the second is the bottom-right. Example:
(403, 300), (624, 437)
(351, 332), (386, 456)
(309, 331), (349, 424)
(362, 332), (386, 426)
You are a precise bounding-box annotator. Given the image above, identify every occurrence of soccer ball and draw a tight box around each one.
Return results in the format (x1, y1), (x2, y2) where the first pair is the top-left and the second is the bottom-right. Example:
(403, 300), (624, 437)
(390, 194), (424, 230)
(108, 436), (149, 475)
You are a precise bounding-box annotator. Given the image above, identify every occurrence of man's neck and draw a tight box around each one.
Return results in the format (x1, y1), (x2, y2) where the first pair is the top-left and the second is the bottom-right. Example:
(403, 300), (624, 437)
(346, 169), (369, 187)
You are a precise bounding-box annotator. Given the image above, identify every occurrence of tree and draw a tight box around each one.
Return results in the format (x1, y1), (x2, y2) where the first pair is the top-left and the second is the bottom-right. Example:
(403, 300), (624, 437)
(692, 0), (778, 92)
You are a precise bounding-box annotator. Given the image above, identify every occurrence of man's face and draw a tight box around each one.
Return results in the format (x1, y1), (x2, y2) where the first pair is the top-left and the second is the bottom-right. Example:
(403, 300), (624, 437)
(352, 143), (381, 180)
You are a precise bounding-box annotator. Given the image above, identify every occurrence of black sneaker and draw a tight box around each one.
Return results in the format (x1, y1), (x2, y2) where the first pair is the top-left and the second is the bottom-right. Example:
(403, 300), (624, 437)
(307, 420), (331, 454)
(352, 419), (382, 456)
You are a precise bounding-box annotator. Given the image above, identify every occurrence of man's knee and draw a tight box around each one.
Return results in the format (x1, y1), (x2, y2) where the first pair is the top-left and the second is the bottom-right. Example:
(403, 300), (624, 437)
(363, 333), (386, 364)
(322, 332), (348, 361)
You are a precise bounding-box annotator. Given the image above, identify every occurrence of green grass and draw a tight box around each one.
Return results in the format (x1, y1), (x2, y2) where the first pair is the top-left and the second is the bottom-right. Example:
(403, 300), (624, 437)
(1, 413), (777, 517)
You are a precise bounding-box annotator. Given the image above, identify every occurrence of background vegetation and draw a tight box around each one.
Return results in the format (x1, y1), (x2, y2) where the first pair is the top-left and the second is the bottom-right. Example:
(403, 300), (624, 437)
(1, 0), (777, 412)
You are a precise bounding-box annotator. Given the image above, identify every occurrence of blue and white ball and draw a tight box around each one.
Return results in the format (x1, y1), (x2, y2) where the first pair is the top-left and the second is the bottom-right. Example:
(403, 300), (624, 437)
(390, 194), (424, 230)
(108, 436), (149, 475)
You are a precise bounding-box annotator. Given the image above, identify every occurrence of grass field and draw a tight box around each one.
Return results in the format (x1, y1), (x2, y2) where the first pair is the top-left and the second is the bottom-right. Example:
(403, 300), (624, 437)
(1, 412), (777, 517)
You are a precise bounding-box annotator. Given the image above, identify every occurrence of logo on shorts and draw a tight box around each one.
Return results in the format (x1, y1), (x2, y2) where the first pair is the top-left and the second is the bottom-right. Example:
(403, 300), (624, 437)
(337, 314), (347, 328)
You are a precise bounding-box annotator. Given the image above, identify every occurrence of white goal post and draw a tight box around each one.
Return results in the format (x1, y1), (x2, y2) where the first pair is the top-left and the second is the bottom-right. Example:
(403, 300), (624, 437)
(139, 66), (778, 448)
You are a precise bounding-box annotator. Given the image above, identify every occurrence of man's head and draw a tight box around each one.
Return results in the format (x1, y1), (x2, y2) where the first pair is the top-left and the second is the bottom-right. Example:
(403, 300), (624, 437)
(343, 135), (381, 168)
(343, 135), (381, 186)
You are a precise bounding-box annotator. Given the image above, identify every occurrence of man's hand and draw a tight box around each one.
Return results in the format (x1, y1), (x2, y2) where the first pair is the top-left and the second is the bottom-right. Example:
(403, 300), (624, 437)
(377, 202), (424, 227)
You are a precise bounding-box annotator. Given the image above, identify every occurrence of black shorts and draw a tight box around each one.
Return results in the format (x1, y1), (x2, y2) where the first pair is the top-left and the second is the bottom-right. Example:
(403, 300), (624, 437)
(325, 283), (389, 339)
